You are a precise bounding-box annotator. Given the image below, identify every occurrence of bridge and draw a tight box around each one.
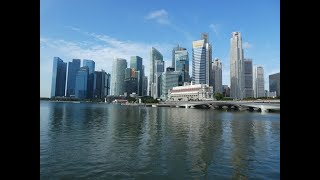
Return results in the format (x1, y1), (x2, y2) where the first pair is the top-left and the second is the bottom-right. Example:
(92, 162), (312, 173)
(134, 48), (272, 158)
(153, 100), (280, 112)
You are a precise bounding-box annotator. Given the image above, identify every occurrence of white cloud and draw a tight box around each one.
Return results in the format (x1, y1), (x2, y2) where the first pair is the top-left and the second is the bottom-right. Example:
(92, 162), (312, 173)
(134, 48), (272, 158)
(243, 42), (253, 49)
(145, 9), (170, 25)
(209, 24), (220, 36)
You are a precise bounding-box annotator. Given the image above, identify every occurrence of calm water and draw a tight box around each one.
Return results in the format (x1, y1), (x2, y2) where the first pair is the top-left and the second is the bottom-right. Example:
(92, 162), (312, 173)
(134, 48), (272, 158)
(40, 101), (280, 179)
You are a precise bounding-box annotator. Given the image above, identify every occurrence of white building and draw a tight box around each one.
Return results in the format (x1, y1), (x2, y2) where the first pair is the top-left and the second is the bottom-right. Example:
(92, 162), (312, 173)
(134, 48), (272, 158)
(253, 65), (265, 98)
(168, 84), (214, 101)
(230, 32), (244, 99)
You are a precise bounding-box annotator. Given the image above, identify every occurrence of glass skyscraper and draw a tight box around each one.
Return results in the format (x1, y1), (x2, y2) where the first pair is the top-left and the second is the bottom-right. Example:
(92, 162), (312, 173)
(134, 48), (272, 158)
(83, 59), (95, 99)
(111, 58), (127, 96)
(161, 68), (180, 100)
(130, 56), (143, 96)
(230, 32), (244, 99)
(152, 60), (165, 98)
(51, 57), (67, 98)
(93, 70), (107, 99)
(243, 59), (253, 98)
(212, 58), (222, 93)
(253, 65), (265, 98)
(269, 72), (280, 97)
(149, 47), (163, 96)
(174, 46), (189, 84)
(66, 59), (81, 97)
(172, 44), (187, 68)
(105, 73), (111, 96)
(75, 66), (89, 99)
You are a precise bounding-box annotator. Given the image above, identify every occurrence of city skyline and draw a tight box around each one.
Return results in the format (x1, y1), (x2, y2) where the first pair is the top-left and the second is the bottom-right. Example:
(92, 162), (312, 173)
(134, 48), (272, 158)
(41, 0), (279, 97)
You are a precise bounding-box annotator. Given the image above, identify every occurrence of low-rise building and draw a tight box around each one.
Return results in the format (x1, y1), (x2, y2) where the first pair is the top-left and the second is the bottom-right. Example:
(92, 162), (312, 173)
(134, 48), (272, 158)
(168, 84), (213, 101)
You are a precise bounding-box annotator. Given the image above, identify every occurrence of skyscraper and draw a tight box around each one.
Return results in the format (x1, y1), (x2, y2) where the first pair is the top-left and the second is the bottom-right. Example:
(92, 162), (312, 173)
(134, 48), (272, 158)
(105, 73), (111, 97)
(51, 57), (67, 98)
(172, 44), (187, 68)
(253, 65), (265, 98)
(269, 72), (280, 97)
(75, 66), (89, 99)
(152, 60), (165, 99)
(230, 32), (244, 99)
(66, 59), (81, 97)
(243, 59), (253, 98)
(111, 58), (127, 96)
(149, 47), (163, 96)
(161, 67), (180, 100)
(130, 56), (143, 96)
(93, 70), (107, 99)
(83, 59), (95, 99)
(192, 33), (212, 86)
(174, 46), (189, 84)
(143, 76), (148, 96)
(212, 58), (222, 93)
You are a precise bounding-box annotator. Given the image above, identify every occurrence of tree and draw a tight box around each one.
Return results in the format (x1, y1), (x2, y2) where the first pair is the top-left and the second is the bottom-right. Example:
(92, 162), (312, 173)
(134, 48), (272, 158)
(214, 93), (224, 101)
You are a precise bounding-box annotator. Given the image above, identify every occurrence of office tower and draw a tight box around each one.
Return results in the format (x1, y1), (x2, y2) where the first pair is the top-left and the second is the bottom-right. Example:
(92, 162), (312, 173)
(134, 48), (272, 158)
(269, 72), (280, 97)
(149, 47), (163, 96)
(230, 32), (244, 99)
(125, 68), (135, 80)
(75, 66), (89, 99)
(253, 65), (265, 98)
(130, 56), (143, 96)
(222, 85), (231, 97)
(125, 77), (138, 96)
(174, 46), (189, 84)
(83, 59), (95, 99)
(265, 90), (269, 97)
(143, 76), (148, 96)
(212, 58), (222, 93)
(66, 59), (81, 97)
(111, 58), (127, 96)
(172, 44), (187, 69)
(192, 33), (212, 86)
(161, 67), (180, 100)
(243, 58), (254, 98)
(105, 73), (111, 96)
(93, 70), (107, 99)
(51, 57), (67, 98)
(152, 60), (165, 99)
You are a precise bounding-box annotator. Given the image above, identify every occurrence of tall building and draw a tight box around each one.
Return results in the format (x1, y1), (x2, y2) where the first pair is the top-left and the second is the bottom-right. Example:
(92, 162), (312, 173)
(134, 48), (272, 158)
(105, 73), (111, 96)
(253, 65), (265, 98)
(230, 32), (244, 99)
(130, 56), (143, 96)
(149, 47), (163, 96)
(125, 68), (135, 80)
(172, 44), (187, 69)
(75, 66), (89, 99)
(212, 58), (222, 93)
(66, 59), (81, 97)
(174, 46), (189, 84)
(222, 85), (230, 97)
(152, 60), (165, 99)
(83, 59), (95, 99)
(161, 67), (180, 100)
(143, 76), (148, 96)
(51, 57), (67, 98)
(192, 33), (212, 86)
(243, 59), (253, 98)
(93, 70), (107, 99)
(269, 72), (280, 97)
(111, 58), (127, 96)
(125, 77), (138, 96)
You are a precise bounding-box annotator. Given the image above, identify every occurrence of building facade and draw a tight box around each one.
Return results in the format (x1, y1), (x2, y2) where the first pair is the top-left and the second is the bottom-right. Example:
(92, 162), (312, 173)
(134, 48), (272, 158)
(152, 60), (165, 99)
(253, 65), (265, 98)
(66, 59), (81, 97)
(149, 47), (163, 96)
(51, 57), (67, 97)
(83, 59), (95, 99)
(222, 85), (231, 97)
(160, 68), (180, 100)
(93, 70), (107, 99)
(230, 32), (244, 99)
(130, 56), (143, 96)
(172, 44), (187, 71)
(175, 46), (189, 84)
(212, 58), (222, 93)
(269, 72), (280, 97)
(75, 66), (89, 99)
(192, 33), (212, 86)
(168, 84), (214, 101)
(105, 73), (111, 96)
(111, 58), (127, 96)
(243, 58), (254, 98)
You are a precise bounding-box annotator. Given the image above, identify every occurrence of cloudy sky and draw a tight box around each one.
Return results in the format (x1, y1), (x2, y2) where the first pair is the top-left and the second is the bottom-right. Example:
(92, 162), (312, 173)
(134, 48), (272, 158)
(41, 0), (280, 97)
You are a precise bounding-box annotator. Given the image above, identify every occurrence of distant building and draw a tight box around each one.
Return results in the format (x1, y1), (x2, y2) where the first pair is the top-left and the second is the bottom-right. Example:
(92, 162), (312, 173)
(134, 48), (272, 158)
(222, 85), (230, 97)
(230, 32), (244, 99)
(143, 76), (148, 96)
(75, 66), (89, 99)
(161, 68), (180, 100)
(212, 58), (222, 93)
(111, 58), (127, 96)
(269, 72), (280, 97)
(268, 91), (277, 98)
(51, 57), (67, 98)
(253, 65), (265, 98)
(105, 73), (111, 96)
(265, 90), (269, 97)
(173, 45), (189, 84)
(168, 84), (214, 101)
(83, 59), (95, 98)
(152, 60), (165, 99)
(131, 56), (143, 96)
(93, 70), (107, 99)
(149, 47), (163, 96)
(66, 59), (81, 97)
(125, 77), (138, 96)
(243, 59), (254, 98)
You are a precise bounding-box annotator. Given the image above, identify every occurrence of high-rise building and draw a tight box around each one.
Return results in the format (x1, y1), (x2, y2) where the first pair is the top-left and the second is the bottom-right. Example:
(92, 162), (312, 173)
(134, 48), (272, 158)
(222, 85), (231, 97)
(161, 68), (180, 100)
(93, 70), (107, 99)
(174, 46), (189, 84)
(269, 72), (280, 97)
(111, 58), (127, 96)
(212, 58), (222, 93)
(130, 56), (143, 96)
(152, 60), (165, 99)
(172, 44), (187, 69)
(149, 47), (163, 96)
(105, 73), (111, 96)
(75, 66), (89, 99)
(143, 76), (148, 96)
(83, 59), (95, 99)
(243, 58), (253, 98)
(51, 57), (67, 98)
(125, 77), (138, 96)
(253, 65), (265, 98)
(125, 68), (135, 80)
(66, 59), (81, 97)
(230, 32), (244, 99)
(192, 33), (212, 86)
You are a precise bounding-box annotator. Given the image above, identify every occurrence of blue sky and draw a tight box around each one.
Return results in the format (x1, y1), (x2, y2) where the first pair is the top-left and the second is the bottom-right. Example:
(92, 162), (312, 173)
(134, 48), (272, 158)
(40, 0), (280, 97)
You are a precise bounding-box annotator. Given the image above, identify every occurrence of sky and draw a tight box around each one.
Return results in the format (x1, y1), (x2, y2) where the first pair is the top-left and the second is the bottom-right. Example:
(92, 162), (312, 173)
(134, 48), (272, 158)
(40, 0), (280, 97)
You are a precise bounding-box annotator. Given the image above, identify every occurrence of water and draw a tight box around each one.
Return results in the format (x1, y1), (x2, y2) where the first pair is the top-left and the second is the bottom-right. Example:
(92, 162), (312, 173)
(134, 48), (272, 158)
(40, 101), (280, 179)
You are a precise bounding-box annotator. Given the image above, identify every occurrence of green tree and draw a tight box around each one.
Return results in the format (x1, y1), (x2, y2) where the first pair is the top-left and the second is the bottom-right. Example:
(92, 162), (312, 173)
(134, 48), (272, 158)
(214, 93), (223, 101)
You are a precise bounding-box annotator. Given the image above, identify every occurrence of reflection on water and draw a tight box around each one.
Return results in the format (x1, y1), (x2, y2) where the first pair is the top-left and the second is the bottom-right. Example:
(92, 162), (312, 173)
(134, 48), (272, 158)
(40, 101), (280, 179)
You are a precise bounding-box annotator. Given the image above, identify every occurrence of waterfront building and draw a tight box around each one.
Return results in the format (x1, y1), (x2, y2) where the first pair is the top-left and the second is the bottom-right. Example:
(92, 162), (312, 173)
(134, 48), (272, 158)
(253, 65), (265, 98)
(161, 67), (180, 100)
(75, 66), (89, 99)
(130, 56), (143, 96)
(243, 58), (254, 98)
(230, 32), (244, 99)
(111, 58), (127, 96)
(174, 46), (189, 85)
(66, 59), (81, 97)
(192, 33), (212, 86)
(51, 57), (67, 98)
(125, 77), (138, 96)
(152, 60), (165, 99)
(269, 72), (280, 97)
(83, 59), (95, 99)
(105, 73), (111, 96)
(93, 70), (107, 99)
(149, 47), (163, 96)
(143, 76), (148, 96)
(168, 84), (214, 101)
(212, 58), (222, 93)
